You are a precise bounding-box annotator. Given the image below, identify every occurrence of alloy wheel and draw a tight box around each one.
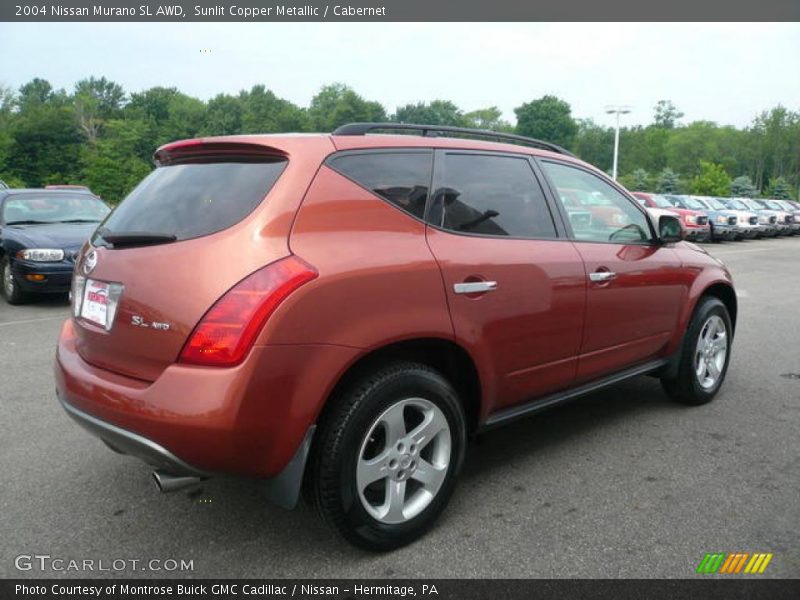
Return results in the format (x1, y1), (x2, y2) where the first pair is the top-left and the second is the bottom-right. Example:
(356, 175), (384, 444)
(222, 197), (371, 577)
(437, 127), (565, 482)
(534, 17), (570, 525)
(356, 397), (451, 525)
(694, 315), (728, 389)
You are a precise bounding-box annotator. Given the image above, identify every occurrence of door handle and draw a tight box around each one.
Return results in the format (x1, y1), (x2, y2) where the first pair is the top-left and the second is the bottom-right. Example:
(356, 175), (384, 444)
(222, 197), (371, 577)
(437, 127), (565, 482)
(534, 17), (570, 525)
(453, 281), (498, 294)
(589, 271), (617, 282)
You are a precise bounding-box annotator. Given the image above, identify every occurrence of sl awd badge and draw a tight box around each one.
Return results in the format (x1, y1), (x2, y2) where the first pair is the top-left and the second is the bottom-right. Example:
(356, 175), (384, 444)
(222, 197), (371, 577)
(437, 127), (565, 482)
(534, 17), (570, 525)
(131, 315), (171, 330)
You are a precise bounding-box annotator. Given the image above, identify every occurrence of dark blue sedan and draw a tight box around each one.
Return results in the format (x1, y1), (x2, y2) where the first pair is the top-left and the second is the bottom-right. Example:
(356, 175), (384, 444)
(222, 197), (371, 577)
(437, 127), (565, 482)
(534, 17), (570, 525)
(0, 189), (110, 304)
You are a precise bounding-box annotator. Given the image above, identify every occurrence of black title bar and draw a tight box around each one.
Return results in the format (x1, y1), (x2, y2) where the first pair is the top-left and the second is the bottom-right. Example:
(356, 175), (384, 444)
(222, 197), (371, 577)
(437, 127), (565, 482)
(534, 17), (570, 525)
(3, 0), (800, 22)
(4, 579), (800, 600)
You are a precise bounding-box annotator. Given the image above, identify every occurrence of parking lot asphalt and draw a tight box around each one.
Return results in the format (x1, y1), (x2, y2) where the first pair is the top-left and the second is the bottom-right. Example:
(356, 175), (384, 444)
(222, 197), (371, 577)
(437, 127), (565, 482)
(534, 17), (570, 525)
(1, 237), (799, 579)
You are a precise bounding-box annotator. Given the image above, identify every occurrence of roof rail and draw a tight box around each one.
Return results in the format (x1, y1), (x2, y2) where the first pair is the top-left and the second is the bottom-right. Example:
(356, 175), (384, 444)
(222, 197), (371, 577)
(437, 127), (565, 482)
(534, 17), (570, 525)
(332, 122), (575, 157)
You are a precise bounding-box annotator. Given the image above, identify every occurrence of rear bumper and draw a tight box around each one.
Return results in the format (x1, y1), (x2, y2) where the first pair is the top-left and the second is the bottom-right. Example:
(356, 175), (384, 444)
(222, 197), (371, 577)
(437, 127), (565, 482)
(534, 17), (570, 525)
(58, 392), (208, 476)
(54, 318), (360, 479)
(11, 259), (73, 293)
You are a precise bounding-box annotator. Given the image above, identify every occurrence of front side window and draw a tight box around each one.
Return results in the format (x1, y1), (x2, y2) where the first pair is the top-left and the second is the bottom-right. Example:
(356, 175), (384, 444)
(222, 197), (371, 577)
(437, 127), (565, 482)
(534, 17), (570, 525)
(328, 152), (433, 220)
(541, 161), (653, 243)
(429, 153), (557, 239)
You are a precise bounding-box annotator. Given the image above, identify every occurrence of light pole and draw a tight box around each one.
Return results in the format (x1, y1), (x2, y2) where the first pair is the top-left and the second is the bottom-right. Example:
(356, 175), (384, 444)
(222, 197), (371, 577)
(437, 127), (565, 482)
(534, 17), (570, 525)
(605, 105), (631, 181)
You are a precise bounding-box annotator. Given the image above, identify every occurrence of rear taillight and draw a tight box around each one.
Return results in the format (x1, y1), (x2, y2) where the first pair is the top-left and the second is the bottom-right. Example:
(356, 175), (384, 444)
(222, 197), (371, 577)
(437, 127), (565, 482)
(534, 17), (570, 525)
(178, 256), (317, 367)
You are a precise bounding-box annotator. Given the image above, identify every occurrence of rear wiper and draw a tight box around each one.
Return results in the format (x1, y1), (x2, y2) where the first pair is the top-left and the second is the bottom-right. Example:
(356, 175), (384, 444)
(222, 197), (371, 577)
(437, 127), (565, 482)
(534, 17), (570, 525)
(97, 227), (177, 248)
(59, 219), (102, 224)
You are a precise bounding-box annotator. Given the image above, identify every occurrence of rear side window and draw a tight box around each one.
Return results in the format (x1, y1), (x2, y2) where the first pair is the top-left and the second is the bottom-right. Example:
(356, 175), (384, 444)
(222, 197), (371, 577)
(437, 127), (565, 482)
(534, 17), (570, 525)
(98, 159), (287, 242)
(430, 153), (557, 239)
(328, 152), (432, 220)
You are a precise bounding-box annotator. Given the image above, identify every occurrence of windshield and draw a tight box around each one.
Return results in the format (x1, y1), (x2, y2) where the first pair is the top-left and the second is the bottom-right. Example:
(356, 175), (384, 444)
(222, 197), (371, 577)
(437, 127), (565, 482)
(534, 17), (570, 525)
(649, 195), (673, 208)
(2, 194), (109, 224)
(741, 199), (760, 210)
(706, 198), (727, 210)
(727, 199), (748, 210)
(765, 200), (784, 210)
(666, 196), (692, 210)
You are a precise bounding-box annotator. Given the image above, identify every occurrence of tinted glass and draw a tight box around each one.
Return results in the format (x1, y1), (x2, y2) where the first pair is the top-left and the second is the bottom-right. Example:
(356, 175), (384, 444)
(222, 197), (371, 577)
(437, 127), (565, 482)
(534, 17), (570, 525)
(98, 160), (287, 242)
(329, 152), (432, 219)
(430, 154), (556, 238)
(542, 161), (652, 243)
(3, 194), (109, 224)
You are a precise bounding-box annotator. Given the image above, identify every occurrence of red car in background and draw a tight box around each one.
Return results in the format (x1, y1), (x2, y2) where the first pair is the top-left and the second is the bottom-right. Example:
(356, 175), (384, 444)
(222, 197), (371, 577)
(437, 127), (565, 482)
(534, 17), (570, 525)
(632, 192), (711, 242)
(55, 123), (736, 550)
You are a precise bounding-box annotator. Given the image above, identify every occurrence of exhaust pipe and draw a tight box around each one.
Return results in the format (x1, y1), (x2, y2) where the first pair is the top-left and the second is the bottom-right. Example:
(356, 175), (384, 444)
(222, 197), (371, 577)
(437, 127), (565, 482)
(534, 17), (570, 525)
(152, 470), (203, 493)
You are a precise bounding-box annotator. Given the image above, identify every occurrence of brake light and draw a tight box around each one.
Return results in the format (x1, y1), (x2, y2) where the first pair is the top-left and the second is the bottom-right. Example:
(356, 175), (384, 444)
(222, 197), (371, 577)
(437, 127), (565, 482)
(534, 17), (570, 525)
(178, 256), (317, 366)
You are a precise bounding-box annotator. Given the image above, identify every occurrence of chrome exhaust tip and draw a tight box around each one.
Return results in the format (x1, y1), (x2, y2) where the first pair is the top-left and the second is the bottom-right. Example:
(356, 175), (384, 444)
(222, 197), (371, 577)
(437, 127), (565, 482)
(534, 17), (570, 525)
(152, 470), (203, 493)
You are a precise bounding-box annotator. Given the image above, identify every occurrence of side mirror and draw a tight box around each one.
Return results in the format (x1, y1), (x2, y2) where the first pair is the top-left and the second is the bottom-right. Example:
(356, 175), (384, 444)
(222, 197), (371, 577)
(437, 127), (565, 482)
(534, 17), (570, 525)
(658, 214), (684, 243)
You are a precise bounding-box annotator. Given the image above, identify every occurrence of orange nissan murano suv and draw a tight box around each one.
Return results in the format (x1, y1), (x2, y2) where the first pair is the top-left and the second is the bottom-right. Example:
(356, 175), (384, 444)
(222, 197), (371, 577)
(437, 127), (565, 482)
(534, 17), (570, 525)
(56, 124), (736, 550)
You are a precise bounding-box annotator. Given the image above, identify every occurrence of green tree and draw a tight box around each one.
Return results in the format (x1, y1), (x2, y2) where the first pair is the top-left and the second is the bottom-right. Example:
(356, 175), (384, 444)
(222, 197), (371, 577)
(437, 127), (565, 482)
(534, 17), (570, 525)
(0, 85), (16, 177)
(308, 83), (386, 132)
(730, 175), (758, 198)
(514, 95), (577, 149)
(618, 126), (669, 174)
(629, 168), (650, 191)
(124, 87), (207, 155)
(656, 168), (682, 194)
(18, 78), (62, 107)
(81, 119), (152, 203)
(392, 100), (467, 127)
(573, 119), (613, 171)
(690, 161), (731, 196)
(653, 100), (684, 129)
(239, 85), (310, 133)
(749, 106), (799, 191)
(463, 106), (513, 131)
(665, 121), (724, 176)
(202, 93), (243, 136)
(6, 79), (83, 186)
(74, 76), (125, 143)
(764, 176), (794, 200)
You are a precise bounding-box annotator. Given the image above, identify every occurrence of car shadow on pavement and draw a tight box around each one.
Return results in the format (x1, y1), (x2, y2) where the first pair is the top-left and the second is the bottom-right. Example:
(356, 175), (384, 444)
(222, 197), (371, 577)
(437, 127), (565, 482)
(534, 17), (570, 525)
(109, 376), (682, 567)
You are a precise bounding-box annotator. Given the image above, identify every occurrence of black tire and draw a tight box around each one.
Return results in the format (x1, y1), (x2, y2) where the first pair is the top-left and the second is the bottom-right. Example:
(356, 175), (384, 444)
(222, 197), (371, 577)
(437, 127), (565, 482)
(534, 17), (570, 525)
(661, 296), (732, 405)
(1, 256), (29, 305)
(305, 361), (467, 551)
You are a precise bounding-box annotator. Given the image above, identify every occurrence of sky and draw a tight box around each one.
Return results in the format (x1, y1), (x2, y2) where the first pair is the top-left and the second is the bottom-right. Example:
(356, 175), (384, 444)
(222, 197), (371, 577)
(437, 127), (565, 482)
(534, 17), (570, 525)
(1, 22), (798, 129)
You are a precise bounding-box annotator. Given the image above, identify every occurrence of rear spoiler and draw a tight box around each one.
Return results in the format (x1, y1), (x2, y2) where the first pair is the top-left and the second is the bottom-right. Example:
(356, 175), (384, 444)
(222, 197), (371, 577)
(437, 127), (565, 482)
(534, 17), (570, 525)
(154, 140), (288, 166)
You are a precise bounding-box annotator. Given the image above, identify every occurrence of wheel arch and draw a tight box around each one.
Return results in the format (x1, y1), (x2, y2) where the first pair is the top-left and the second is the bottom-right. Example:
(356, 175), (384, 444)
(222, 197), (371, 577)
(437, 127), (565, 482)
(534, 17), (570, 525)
(661, 279), (737, 379)
(701, 282), (737, 334)
(316, 337), (483, 437)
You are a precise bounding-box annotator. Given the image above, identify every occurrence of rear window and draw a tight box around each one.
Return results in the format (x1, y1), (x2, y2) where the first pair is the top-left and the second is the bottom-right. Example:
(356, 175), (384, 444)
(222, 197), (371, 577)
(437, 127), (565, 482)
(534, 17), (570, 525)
(97, 159), (287, 243)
